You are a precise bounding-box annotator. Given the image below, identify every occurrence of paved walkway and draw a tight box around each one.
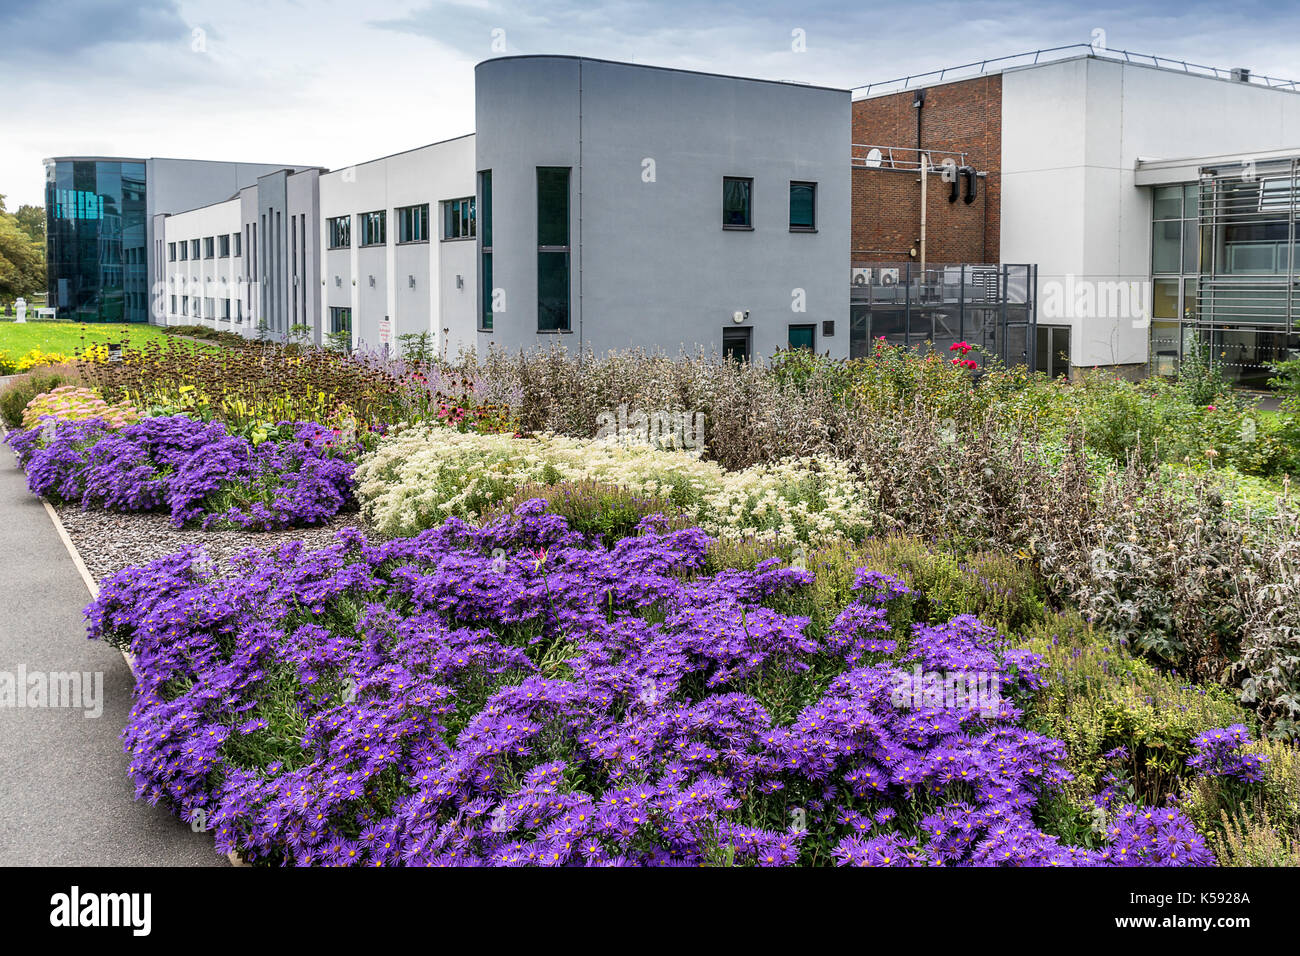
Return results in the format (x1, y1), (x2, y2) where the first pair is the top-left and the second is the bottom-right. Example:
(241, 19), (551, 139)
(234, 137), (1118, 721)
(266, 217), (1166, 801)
(0, 448), (225, 866)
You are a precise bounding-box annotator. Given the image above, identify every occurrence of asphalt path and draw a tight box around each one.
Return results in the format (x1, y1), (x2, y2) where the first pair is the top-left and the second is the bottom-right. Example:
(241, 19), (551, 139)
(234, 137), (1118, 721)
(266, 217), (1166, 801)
(0, 447), (225, 866)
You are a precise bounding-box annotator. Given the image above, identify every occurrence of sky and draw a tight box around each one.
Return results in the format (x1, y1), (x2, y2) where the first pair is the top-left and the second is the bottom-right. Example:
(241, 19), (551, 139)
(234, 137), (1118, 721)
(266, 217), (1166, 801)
(2, 0), (1299, 209)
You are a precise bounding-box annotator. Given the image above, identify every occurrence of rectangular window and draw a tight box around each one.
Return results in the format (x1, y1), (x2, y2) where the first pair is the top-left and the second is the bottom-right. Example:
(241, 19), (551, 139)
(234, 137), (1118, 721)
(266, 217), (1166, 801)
(397, 204), (430, 243)
(788, 324), (816, 351)
(179, 242), (188, 261)
(233, 232), (241, 257)
(203, 237), (215, 259)
(222, 299), (231, 320)
(181, 296), (188, 316)
(442, 197), (476, 239)
(168, 242), (176, 262)
(190, 238), (200, 259)
(219, 234), (230, 258)
(205, 297), (216, 318)
(360, 210), (386, 246)
(170, 294), (177, 314)
(479, 170), (493, 331)
(789, 181), (816, 231)
(327, 215), (351, 249)
(537, 167), (570, 332)
(1152, 219), (1182, 274)
(723, 326), (752, 363)
(723, 177), (753, 228)
(329, 306), (352, 334)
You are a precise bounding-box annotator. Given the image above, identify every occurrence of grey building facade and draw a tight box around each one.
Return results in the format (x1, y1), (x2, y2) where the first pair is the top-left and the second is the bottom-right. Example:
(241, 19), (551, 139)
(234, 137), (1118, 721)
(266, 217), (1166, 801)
(474, 56), (852, 359)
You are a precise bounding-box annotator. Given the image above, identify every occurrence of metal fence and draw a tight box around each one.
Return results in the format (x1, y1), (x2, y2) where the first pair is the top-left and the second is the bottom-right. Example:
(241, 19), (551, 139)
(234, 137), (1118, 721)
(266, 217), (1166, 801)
(849, 263), (1038, 370)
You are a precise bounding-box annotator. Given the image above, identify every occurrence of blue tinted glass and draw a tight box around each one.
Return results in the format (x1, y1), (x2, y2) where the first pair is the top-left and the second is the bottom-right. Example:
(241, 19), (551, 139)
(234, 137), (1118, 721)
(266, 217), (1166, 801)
(45, 159), (148, 322)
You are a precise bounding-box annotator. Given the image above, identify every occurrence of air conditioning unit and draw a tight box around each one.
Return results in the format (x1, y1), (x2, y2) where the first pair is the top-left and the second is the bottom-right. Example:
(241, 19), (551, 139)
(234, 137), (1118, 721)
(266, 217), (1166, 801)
(851, 268), (872, 286)
(878, 268), (900, 287)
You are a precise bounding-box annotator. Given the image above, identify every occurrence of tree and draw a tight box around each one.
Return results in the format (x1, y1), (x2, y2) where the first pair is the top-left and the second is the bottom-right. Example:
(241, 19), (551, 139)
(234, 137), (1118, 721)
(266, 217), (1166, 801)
(14, 205), (44, 244)
(0, 193), (46, 301)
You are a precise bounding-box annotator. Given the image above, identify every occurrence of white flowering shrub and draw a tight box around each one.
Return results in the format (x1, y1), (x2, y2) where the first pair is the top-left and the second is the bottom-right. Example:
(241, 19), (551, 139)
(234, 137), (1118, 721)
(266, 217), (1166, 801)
(354, 426), (876, 542)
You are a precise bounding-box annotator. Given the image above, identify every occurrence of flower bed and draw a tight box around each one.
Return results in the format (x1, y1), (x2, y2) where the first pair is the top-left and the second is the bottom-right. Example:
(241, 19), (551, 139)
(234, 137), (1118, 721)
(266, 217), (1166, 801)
(6, 414), (357, 530)
(85, 501), (1227, 866)
(354, 426), (876, 543)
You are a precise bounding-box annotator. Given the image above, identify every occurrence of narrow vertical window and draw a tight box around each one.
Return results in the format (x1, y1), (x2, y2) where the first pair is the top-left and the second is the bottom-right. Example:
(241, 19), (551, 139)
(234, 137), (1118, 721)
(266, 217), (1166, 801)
(723, 177), (753, 228)
(479, 170), (493, 331)
(789, 182), (816, 231)
(537, 167), (570, 332)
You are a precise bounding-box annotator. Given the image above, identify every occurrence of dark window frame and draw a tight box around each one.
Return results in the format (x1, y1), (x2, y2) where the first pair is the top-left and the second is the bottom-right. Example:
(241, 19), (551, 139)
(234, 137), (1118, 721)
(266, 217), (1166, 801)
(479, 171), (493, 332)
(359, 210), (386, 247)
(537, 166), (572, 333)
(723, 176), (754, 230)
(441, 197), (476, 240)
(397, 203), (430, 244)
(722, 325), (752, 363)
(789, 181), (817, 232)
(327, 215), (351, 250)
(788, 323), (816, 351)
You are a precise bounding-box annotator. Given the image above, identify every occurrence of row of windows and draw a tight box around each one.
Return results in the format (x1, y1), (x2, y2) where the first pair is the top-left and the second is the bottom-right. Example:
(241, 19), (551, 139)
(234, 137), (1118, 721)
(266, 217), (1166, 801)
(477, 167), (570, 334)
(724, 178), (818, 231)
(326, 199), (475, 250)
(720, 324), (822, 363)
(475, 172), (818, 336)
(169, 294), (243, 322)
(168, 233), (242, 261)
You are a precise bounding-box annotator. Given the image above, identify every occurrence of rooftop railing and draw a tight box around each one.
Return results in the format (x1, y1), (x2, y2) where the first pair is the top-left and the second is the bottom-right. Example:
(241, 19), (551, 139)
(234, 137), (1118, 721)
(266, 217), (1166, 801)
(852, 43), (1300, 98)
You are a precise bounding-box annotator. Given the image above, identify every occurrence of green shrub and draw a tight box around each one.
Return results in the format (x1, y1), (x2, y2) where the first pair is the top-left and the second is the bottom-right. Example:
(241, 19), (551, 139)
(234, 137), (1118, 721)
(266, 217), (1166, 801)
(1020, 610), (1251, 806)
(490, 480), (691, 546)
(853, 536), (1045, 632)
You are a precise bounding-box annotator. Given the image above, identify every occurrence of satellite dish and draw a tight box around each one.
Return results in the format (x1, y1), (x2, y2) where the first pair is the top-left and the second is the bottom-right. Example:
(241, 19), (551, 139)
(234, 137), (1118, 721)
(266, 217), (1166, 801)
(865, 148), (883, 168)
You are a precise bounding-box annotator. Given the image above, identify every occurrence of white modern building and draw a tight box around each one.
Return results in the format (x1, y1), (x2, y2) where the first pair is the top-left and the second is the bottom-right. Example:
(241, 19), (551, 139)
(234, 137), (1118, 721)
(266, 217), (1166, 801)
(148, 55), (853, 360)
(851, 45), (1300, 380)
(135, 46), (1300, 381)
(318, 135), (478, 358)
(156, 166), (324, 338)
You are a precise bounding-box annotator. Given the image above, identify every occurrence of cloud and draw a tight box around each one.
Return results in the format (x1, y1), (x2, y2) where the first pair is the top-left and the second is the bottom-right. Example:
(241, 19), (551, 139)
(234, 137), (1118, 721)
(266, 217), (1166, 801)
(0, 0), (189, 58)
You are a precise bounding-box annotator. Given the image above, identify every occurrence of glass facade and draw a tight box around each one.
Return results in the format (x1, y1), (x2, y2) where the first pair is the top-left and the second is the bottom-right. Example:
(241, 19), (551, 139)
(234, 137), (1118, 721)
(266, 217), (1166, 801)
(45, 159), (148, 322)
(1148, 162), (1300, 387)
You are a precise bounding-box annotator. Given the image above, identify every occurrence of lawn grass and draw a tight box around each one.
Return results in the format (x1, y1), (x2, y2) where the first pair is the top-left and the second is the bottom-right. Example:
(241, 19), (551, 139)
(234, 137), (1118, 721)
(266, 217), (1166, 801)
(0, 320), (184, 357)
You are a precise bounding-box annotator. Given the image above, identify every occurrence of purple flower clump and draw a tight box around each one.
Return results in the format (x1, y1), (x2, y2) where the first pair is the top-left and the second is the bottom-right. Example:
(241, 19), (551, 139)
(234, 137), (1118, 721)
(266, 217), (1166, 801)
(84, 501), (1215, 867)
(6, 415), (355, 530)
(1187, 724), (1269, 783)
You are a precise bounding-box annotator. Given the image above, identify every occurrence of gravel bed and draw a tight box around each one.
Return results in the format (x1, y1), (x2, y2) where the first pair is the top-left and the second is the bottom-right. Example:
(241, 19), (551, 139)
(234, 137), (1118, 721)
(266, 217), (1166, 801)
(55, 506), (365, 584)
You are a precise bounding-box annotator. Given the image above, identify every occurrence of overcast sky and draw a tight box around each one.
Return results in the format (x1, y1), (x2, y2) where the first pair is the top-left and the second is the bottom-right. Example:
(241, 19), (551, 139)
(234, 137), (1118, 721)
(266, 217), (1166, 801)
(3, 0), (1298, 208)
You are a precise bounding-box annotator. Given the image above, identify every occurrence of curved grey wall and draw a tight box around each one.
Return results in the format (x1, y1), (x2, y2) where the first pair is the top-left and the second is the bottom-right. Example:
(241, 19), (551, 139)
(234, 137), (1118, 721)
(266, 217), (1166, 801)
(475, 55), (850, 358)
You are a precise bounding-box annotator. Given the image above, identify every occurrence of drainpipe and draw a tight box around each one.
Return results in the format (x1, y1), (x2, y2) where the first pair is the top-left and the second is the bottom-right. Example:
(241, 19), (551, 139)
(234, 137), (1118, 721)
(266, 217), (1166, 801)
(914, 89), (927, 276)
(919, 153), (928, 274)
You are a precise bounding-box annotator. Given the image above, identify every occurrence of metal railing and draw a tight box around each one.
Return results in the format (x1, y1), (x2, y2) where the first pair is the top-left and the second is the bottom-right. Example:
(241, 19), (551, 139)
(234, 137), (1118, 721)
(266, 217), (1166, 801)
(851, 144), (968, 171)
(1195, 157), (1298, 332)
(852, 43), (1300, 98)
(849, 263), (1038, 369)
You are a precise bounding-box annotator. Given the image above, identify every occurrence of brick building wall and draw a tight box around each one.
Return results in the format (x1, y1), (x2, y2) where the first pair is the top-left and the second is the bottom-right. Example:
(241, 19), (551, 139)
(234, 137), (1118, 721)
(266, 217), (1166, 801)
(850, 74), (1001, 265)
